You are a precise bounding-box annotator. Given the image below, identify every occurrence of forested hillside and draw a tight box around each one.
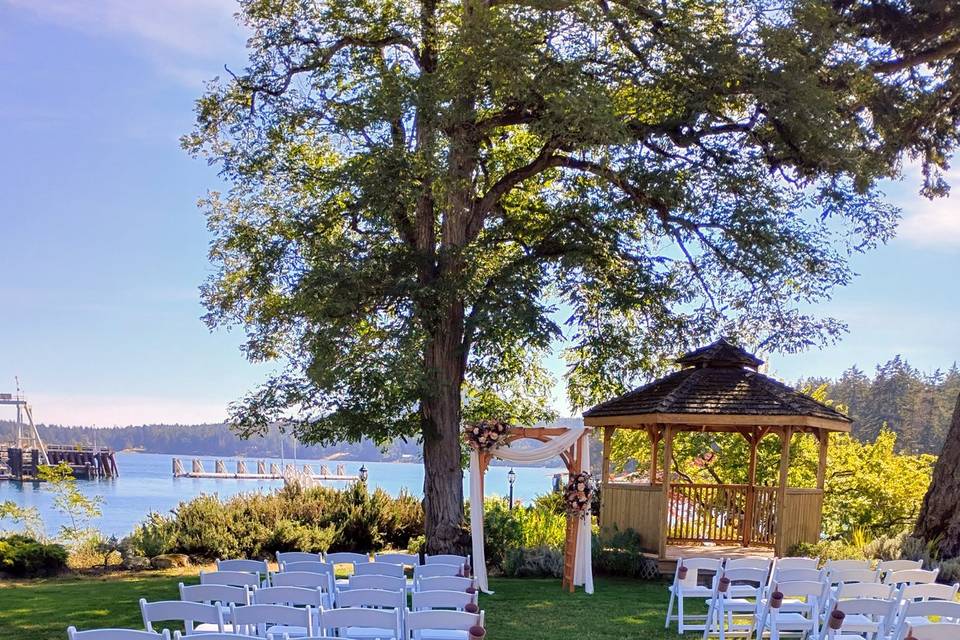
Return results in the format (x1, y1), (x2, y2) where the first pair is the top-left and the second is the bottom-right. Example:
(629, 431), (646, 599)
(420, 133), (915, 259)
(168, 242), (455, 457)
(800, 357), (960, 454)
(0, 421), (423, 461)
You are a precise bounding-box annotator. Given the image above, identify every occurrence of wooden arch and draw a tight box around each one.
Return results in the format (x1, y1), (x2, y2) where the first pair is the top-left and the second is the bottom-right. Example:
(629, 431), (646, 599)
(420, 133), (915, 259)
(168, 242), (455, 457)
(475, 427), (588, 592)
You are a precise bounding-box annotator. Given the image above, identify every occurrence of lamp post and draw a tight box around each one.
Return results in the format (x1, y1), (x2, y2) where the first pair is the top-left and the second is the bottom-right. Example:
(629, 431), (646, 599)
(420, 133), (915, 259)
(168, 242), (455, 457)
(508, 468), (516, 510)
(359, 464), (368, 483)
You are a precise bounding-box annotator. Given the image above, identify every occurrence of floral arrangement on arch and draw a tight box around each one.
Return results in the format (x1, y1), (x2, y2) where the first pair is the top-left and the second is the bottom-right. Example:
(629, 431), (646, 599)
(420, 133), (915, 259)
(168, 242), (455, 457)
(564, 471), (594, 516)
(463, 418), (511, 451)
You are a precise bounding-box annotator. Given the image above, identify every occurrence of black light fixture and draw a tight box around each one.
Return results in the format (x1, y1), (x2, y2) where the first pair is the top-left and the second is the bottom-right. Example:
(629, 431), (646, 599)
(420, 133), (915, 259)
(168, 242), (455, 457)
(359, 464), (368, 483)
(508, 468), (517, 510)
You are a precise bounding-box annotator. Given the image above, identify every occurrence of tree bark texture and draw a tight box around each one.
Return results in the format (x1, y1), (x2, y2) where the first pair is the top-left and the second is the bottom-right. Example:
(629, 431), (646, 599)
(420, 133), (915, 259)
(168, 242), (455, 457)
(914, 392), (960, 556)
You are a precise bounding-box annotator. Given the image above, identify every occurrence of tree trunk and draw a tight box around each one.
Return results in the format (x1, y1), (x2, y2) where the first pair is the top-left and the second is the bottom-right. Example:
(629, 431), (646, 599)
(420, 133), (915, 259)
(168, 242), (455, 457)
(914, 392), (960, 557)
(420, 300), (468, 555)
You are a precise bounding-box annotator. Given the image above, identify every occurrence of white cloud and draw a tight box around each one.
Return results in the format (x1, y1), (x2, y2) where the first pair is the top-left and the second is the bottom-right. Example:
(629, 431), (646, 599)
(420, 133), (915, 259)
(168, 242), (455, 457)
(4, 0), (248, 85)
(892, 165), (960, 248)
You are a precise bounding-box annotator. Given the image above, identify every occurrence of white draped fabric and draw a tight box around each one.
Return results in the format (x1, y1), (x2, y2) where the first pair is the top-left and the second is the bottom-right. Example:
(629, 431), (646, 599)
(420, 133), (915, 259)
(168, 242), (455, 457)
(469, 426), (594, 594)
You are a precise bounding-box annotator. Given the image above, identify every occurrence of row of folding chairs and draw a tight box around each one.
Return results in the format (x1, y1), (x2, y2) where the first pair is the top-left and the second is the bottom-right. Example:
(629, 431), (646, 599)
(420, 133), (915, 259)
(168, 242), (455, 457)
(667, 556), (950, 636)
(687, 564), (957, 639)
(139, 599), (483, 639)
(70, 603), (484, 640)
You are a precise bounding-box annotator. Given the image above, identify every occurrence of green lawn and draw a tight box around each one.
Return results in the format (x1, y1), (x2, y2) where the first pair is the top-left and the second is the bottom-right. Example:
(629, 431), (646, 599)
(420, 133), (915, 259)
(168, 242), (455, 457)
(0, 570), (701, 640)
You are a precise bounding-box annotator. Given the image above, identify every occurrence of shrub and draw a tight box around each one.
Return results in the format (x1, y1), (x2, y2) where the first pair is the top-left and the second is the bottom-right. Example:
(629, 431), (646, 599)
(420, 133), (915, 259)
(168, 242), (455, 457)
(938, 558), (960, 584)
(503, 546), (563, 578)
(592, 527), (659, 580)
(0, 534), (68, 577)
(270, 520), (336, 553)
(482, 498), (522, 570)
(786, 540), (864, 561)
(128, 512), (177, 558)
(67, 532), (123, 570)
(863, 532), (909, 561)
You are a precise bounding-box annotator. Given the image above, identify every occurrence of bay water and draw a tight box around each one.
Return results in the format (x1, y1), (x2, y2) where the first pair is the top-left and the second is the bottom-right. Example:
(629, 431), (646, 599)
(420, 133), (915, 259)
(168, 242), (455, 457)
(0, 452), (559, 536)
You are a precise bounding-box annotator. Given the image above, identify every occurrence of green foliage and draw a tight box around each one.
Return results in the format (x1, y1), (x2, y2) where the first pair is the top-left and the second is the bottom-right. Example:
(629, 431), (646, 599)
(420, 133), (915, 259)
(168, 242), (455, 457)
(165, 484), (423, 560)
(0, 534), (68, 577)
(36, 463), (103, 543)
(481, 498), (523, 569)
(67, 533), (123, 571)
(786, 540), (865, 562)
(127, 513), (177, 558)
(502, 547), (564, 578)
(0, 500), (43, 539)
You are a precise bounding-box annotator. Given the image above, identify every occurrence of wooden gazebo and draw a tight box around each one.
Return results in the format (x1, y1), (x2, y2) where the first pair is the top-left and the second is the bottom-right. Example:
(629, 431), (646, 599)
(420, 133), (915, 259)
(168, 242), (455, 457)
(584, 338), (851, 559)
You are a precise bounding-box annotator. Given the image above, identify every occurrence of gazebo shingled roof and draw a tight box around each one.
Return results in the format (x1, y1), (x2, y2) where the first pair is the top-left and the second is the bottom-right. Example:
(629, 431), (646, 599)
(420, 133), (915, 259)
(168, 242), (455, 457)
(583, 338), (851, 428)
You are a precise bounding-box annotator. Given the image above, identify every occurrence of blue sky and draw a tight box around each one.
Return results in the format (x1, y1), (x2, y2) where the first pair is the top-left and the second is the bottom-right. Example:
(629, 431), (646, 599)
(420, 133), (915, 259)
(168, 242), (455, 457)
(0, 1), (957, 426)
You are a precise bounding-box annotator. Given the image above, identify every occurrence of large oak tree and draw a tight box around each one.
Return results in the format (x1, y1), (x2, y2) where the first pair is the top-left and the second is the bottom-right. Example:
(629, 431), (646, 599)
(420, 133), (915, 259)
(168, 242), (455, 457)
(186, 0), (960, 552)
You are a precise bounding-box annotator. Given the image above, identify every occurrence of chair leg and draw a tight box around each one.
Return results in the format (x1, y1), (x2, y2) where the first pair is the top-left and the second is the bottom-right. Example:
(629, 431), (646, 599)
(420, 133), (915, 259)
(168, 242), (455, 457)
(665, 589), (675, 629)
(679, 595), (686, 634)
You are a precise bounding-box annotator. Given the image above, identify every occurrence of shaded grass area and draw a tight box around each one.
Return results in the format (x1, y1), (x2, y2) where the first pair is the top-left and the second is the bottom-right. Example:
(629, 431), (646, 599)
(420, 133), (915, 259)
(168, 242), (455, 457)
(0, 571), (702, 640)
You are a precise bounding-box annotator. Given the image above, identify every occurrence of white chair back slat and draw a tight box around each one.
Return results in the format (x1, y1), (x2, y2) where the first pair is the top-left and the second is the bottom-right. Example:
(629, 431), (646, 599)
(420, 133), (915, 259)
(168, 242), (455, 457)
(878, 559), (923, 575)
(216, 559), (269, 575)
(336, 588), (406, 610)
(347, 574), (407, 592)
(178, 583), (250, 606)
(171, 633), (259, 640)
(425, 554), (470, 567)
(253, 585), (325, 607)
(825, 559), (873, 574)
(836, 582), (895, 600)
(375, 552), (421, 566)
(228, 603), (313, 637)
(199, 570), (260, 588)
(773, 557), (819, 571)
(139, 599), (224, 634)
(414, 564), (461, 582)
(886, 568), (940, 586)
(324, 552), (370, 566)
(319, 607), (401, 640)
(773, 568), (823, 584)
(416, 576), (474, 593)
(411, 590), (476, 611)
(68, 628), (170, 640)
(905, 623), (960, 640)
(404, 609), (481, 638)
(829, 568), (881, 585)
(276, 551), (323, 565)
(724, 556), (773, 572)
(901, 582), (960, 603)
(280, 561), (335, 575)
(354, 562), (406, 578)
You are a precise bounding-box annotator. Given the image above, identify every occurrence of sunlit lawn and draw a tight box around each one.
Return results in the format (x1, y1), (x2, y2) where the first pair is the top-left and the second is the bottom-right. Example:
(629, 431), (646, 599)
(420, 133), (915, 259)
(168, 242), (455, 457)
(0, 570), (703, 640)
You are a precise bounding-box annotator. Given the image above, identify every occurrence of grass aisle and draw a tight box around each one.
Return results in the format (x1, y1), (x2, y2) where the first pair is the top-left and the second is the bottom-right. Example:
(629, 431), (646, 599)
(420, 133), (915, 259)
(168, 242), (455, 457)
(0, 571), (697, 639)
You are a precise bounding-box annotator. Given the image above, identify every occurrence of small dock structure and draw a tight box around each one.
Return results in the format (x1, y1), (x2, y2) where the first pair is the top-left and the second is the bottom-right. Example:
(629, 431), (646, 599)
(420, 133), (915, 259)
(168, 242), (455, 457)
(0, 389), (119, 481)
(172, 458), (360, 482)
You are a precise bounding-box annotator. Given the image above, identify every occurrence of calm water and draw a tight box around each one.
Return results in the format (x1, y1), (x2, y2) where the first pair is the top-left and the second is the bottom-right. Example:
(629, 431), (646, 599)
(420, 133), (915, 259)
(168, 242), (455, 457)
(0, 452), (558, 536)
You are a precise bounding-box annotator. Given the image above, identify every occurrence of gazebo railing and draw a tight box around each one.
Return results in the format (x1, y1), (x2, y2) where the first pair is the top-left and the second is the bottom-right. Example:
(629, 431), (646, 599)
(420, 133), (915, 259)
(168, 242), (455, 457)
(667, 483), (777, 546)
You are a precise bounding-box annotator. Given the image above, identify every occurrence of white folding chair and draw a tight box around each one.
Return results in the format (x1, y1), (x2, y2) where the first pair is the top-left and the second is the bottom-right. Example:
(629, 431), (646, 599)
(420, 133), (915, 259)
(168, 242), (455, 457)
(886, 569), (940, 587)
(426, 555), (469, 569)
(824, 568), (882, 604)
(172, 634), (258, 640)
(411, 590), (477, 612)
(179, 583), (251, 607)
(758, 580), (821, 640)
(893, 600), (960, 640)
(768, 568), (823, 594)
(68, 628), (170, 640)
(348, 574), (407, 593)
(318, 607), (402, 640)
(140, 599), (225, 634)
(254, 586), (326, 607)
(703, 567), (768, 640)
(217, 558), (269, 574)
(337, 588), (407, 610)
(355, 562), (406, 578)
(404, 609), (482, 640)
(269, 571), (335, 608)
(281, 561), (336, 575)
(904, 623), (960, 640)
(823, 597), (895, 639)
(665, 557), (723, 633)
(199, 570), (260, 589)
(416, 576), (474, 593)
(376, 553), (421, 567)
(229, 603), (313, 638)
(325, 552), (370, 567)
(277, 552), (324, 565)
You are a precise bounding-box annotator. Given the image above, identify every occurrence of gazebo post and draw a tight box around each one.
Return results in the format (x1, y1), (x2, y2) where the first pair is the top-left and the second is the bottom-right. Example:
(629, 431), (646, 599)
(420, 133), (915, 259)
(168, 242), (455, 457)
(774, 426), (793, 555)
(817, 430), (829, 490)
(742, 430), (759, 547)
(601, 426), (613, 489)
(648, 426), (660, 485)
(659, 424), (673, 559)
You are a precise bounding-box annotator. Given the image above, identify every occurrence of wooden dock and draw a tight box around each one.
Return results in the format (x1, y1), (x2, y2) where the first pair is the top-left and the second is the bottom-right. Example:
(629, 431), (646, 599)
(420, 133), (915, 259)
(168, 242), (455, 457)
(172, 458), (360, 481)
(2, 445), (119, 480)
